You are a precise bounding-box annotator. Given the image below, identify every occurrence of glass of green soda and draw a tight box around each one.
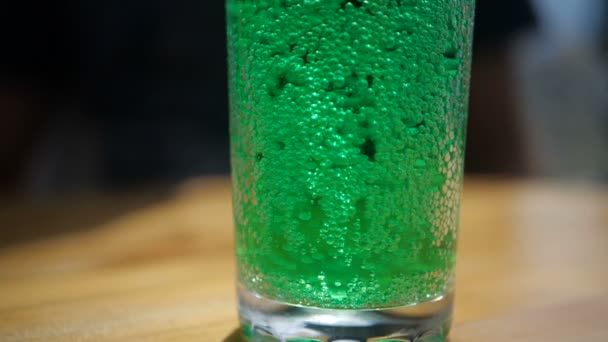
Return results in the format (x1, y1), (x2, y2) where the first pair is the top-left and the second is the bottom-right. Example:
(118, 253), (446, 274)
(227, 0), (475, 340)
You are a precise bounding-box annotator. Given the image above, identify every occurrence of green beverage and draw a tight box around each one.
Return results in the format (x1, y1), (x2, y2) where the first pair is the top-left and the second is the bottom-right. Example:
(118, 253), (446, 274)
(227, 0), (475, 340)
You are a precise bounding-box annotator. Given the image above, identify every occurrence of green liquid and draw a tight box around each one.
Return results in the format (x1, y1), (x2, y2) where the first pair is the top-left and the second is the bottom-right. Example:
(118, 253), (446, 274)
(228, 0), (474, 310)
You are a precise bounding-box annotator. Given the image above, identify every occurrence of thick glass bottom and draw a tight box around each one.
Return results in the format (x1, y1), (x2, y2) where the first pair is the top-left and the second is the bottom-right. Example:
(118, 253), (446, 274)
(238, 287), (453, 342)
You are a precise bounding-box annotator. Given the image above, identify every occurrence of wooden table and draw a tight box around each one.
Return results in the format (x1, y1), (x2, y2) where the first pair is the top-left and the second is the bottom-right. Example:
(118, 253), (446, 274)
(0, 178), (607, 341)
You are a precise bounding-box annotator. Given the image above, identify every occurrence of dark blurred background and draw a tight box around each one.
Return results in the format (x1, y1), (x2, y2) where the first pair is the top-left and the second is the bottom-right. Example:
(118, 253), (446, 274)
(1, 0), (607, 197)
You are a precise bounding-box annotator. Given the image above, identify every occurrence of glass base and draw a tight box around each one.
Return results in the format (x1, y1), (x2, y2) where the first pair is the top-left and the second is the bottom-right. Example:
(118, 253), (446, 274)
(238, 288), (453, 342)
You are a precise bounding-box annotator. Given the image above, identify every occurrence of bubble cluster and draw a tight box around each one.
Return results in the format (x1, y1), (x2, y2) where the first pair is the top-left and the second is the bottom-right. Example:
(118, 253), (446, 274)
(228, 0), (475, 309)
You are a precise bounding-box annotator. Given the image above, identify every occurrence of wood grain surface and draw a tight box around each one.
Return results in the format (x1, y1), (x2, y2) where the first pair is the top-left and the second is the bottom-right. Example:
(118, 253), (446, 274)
(0, 177), (607, 341)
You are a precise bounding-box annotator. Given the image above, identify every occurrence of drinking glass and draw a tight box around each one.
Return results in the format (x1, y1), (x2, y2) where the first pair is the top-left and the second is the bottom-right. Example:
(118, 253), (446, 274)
(227, 1), (475, 340)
